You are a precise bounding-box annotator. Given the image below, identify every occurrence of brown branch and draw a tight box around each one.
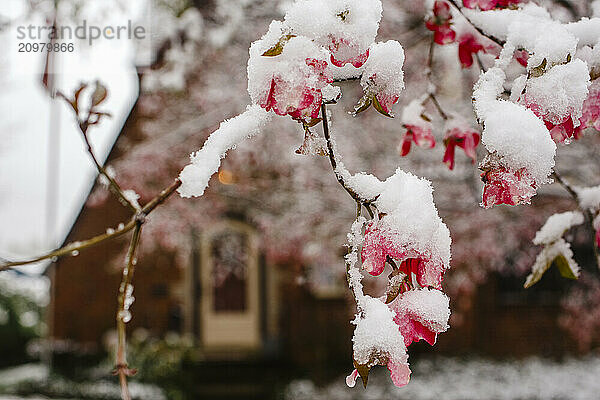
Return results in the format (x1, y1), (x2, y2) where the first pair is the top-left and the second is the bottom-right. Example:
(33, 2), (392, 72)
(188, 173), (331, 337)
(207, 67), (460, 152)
(423, 37), (449, 120)
(447, 0), (504, 46)
(115, 222), (142, 400)
(80, 129), (139, 213)
(321, 103), (372, 203)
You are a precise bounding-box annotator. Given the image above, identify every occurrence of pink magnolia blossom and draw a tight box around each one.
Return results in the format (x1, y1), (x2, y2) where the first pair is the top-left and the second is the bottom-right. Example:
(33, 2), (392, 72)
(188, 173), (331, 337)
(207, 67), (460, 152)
(260, 58), (332, 122)
(361, 221), (446, 289)
(443, 123), (480, 170)
(481, 166), (537, 209)
(329, 37), (370, 68)
(399, 123), (436, 156)
(425, 1), (456, 45)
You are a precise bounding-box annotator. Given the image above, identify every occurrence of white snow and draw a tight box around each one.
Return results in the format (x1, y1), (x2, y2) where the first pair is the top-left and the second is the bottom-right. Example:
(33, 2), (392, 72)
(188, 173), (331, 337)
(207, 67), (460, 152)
(360, 40), (405, 98)
(533, 211), (584, 246)
(524, 238), (579, 288)
(397, 288), (450, 333)
(576, 185), (600, 211)
(352, 296), (407, 367)
(178, 105), (272, 197)
(479, 100), (556, 185)
(523, 60), (590, 127)
(374, 169), (451, 271)
(283, 0), (383, 61)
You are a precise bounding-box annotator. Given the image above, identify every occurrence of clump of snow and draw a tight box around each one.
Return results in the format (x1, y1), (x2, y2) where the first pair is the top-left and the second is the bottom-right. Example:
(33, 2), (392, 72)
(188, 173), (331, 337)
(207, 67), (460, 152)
(576, 185), (600, 211)
(283, 0), (383, 62)
(345, 172), (385, 201)
(533, 211), (584, 246)
(247, 21), (330, 107)
(401, 99), (428, 127)
(352, 296), (408, 367)
(523, 60), (590, 127)
(373, 169), (452, 271)
(360, 40), (405, 98)
(480, 100), (556, 185)
(396, 288), (450, 333)
(178, 105), (272, 197)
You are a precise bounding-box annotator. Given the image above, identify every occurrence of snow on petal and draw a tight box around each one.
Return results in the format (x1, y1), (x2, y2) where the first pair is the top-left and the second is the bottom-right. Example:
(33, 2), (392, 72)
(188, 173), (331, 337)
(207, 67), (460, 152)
(178, 105), (272, 197)
(390, 288), (451, 347)
(361, 169), (451, 288)
(283, 0), (383, 69)
(523, 60), (590, 129)
(480, 100), (556, 186)
(351, 296), (410, 386)
(360, 40), (406, 115)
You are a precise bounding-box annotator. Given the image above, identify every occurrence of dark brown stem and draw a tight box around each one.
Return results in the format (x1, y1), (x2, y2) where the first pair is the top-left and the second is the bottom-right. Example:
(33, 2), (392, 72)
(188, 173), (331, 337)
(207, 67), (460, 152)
(424, 38), (449, 120)
(321, 104), (371, 203)
(447, 0), (504, 46)
(115, 222), (142, 400)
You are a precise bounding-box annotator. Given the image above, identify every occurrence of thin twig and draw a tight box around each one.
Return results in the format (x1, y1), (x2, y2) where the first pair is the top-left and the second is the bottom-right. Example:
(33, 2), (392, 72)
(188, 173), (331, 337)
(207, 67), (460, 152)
(0, 179), (182, 271)
(79, 127), (139, 213)
(321, 103), (369, 203)
(447, 0), (504, 46)
(115, 222), (142, 400)
(423, 37), (449, 120)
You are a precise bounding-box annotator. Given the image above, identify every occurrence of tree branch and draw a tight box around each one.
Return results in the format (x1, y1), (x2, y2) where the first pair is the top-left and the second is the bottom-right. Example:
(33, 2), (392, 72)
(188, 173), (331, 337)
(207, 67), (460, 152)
(447, 0), (504, 46)
(0, 179), (181, 271)
(321, 103), (370, 203)
(115, 221), (143, 400)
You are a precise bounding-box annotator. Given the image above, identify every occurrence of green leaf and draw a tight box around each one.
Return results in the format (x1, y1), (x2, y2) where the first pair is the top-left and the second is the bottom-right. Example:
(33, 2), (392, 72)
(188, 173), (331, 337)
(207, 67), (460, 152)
(352, 95), (372, 116)
(555, 254), (578, 280)
(372, 95), (393, 118)
(262, 34), (296, 57)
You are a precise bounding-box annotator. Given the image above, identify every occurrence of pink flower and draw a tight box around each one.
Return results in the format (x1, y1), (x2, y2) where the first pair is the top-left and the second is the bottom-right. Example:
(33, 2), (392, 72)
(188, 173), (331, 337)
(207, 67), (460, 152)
(596, 229), (600, 249)
(458, 33), (485, 68)
(514, 49), (529, 67)
(526, 101), (581, 144)
(346, 362), (411, 388)
(399, 123), (436, 157)
(463, 0), (498, 11)
(361, 221), (446, 289)
(425, 1), (456, 45)
(463, 0), (522, 9)
(480, 165), (537, 209)
(329, 37), (370, 68)
(443, 124), (480, 170)
(578, 79), (600, 133)
(389, 289), (450, 347)
(260, 58), (332, 122)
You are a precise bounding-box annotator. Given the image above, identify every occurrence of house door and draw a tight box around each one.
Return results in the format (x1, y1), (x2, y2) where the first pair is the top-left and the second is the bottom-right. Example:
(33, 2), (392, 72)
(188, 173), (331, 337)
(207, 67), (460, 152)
(199, 221), (261, 350)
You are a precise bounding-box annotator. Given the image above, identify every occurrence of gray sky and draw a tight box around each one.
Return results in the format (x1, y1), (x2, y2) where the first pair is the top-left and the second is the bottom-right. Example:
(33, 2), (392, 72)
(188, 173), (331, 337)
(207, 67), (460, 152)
(0, 0), (144, 269)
